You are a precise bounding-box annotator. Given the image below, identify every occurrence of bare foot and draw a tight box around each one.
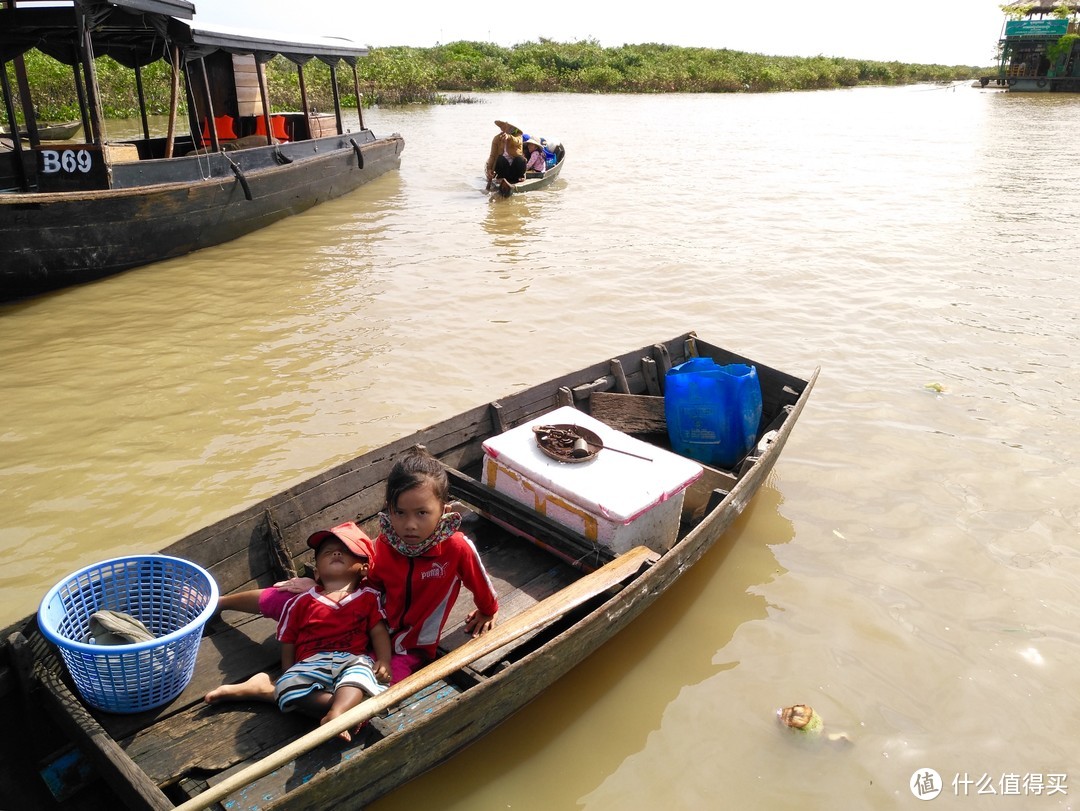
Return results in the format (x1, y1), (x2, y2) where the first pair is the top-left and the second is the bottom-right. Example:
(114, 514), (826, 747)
(320, 708), (354, 742)
(204, 672), (276, 704)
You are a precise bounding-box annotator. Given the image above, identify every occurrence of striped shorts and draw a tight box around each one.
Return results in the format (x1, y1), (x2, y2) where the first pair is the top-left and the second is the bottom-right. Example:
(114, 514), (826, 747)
(275, 651), (387, 711)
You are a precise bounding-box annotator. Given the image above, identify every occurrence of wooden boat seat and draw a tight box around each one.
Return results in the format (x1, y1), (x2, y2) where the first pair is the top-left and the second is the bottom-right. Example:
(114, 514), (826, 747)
(254, 115), (290, 143)
(104, 143), (140, 164)
(200, 114), (238, 143)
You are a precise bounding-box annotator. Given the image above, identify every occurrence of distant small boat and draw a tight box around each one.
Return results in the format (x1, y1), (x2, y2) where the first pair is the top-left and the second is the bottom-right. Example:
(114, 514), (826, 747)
(488, 144), (566, 197)
(0, 120), (82, 141)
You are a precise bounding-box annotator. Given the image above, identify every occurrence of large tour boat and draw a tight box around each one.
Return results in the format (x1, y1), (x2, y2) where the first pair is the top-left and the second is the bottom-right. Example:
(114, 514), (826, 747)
(982, 2), (1080, 92)
(0, 0), (404, 302)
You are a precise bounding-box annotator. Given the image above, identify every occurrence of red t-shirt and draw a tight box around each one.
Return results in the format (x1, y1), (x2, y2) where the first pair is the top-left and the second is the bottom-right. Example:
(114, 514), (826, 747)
(367, 531), (499, 660)
(276, 584), (386, 664)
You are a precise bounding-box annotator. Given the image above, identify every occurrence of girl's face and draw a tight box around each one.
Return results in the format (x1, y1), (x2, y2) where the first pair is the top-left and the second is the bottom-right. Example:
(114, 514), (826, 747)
(388, 480), (444, 549)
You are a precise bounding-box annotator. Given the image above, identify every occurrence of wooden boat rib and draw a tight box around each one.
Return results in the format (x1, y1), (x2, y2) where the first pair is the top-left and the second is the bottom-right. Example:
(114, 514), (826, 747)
(0, 0), (404, 302)
(0, 332), (817, 809)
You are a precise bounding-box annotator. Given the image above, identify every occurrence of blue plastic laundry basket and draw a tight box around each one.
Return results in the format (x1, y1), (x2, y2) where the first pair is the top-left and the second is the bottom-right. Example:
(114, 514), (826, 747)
(38, 555), (218, 714)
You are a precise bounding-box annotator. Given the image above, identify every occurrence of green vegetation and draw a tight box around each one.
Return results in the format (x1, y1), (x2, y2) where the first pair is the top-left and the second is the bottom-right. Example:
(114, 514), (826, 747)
(7, 40), (983, 121)
(1047, 31), (1080, 64)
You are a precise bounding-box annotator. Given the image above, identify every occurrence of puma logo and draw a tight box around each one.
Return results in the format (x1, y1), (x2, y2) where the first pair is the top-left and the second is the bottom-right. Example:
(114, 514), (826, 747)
(420, 562), (448, 581)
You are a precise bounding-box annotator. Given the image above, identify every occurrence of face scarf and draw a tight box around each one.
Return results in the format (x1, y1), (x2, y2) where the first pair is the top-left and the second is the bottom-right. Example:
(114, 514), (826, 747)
(378, 510), (461, 557)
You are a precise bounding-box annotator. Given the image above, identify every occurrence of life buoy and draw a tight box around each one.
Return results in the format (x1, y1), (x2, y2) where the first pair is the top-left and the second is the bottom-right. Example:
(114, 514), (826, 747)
(1036, 78), (1048, 88)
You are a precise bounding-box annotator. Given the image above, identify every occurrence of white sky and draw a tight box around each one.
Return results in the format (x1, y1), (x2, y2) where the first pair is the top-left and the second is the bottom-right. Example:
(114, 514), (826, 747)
(196, 0), (1008, 67)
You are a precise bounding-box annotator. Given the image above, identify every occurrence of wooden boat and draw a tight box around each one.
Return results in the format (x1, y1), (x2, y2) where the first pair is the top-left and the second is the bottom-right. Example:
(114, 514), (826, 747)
(987, 2), (1080, 92)
(487, 144), (565, 197)
(0, 332), (816, 810)
(0, 120), (82, 141)
(0, 0), (404, 303)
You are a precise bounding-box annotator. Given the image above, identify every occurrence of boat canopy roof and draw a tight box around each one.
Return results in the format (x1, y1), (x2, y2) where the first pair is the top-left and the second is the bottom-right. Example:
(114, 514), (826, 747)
(0, 0), (370, 68)
(1002, 2), (1080, 14)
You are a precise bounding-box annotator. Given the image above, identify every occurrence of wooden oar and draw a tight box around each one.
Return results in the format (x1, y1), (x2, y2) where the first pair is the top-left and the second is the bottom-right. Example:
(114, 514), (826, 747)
(173, 545), (656, 811)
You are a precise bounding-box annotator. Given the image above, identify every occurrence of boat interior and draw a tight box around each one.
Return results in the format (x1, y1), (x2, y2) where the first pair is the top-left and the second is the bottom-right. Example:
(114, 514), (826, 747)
(0, 335), (810, 808)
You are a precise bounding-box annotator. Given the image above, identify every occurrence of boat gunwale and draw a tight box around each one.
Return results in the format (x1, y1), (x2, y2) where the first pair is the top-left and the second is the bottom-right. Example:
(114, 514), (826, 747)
(0, 132), (403, 204)
(509, 152), (566, 194)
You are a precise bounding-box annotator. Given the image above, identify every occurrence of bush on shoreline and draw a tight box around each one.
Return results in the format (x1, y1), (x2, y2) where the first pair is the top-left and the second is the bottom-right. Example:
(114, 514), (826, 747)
(7, 39), (983, 120)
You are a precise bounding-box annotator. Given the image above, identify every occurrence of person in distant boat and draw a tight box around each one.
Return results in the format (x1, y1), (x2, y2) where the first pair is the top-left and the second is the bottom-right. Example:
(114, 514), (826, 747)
(523, 138), (547, 175)
(486, 119), (526, 195)
(273, 527), (391, 741)
(205, 448), (499, 703)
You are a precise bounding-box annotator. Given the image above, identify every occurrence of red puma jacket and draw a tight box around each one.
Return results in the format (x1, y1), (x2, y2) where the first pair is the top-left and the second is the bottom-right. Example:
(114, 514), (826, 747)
(367, 531), (499, 660)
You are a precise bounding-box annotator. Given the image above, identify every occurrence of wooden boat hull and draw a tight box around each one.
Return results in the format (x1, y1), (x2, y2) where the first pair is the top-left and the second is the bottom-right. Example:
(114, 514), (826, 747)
(510, 152), (565, 194)
(0, 332), (815, 809)
(0, 133), (404, 301)
(0, 120), (82, 141)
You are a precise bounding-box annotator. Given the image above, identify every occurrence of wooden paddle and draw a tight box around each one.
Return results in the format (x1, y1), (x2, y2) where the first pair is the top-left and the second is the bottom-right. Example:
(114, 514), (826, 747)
(173, 544), (656, 811)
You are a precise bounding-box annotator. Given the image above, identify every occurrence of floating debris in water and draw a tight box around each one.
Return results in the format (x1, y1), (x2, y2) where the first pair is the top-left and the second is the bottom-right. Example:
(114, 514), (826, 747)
(778, 704), (853, 745)
(924, 382), (946, 393)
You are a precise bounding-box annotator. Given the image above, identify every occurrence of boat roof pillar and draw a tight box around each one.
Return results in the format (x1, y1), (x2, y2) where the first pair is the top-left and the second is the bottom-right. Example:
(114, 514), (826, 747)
(134, 63), (150, 140)
(164, 44), (181, 158)
(0, 59), (30, 191)
(198, 57), (221, 152)
(256, 59), (274, 146)
(329, 62), (343, 136)
(72, 61), (91, 146)
(75, 5), (106, 147)
(298, 64), (311, 123)
(350, 62), (365, 131)
(11, 56), (41, 146)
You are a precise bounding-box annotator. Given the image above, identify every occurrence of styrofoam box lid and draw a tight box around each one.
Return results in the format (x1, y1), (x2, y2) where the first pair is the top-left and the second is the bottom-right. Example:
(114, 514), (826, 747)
(482, 405), (703, 524)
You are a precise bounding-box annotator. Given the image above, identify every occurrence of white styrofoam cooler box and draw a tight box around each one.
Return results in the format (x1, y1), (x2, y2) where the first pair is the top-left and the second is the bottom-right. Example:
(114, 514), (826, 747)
(481, 406), (703, 554)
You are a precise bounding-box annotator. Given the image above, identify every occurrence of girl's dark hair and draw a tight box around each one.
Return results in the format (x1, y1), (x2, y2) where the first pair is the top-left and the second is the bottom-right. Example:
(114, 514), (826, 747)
(385, 445), (450, 509)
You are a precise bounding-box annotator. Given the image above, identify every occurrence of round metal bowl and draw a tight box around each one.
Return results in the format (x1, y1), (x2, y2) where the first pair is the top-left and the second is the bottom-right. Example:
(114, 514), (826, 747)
(532, 424), (604, 463)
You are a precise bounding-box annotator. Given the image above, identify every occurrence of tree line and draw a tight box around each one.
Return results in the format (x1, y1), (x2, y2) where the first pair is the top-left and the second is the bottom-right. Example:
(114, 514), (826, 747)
(9, 39), (982, 120)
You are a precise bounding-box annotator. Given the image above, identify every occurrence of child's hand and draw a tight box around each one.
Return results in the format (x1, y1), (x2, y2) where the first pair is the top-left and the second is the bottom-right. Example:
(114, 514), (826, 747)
(465, 609), (498, 637)
(273, 576), (317, 593)
(374, 659), (393, 684)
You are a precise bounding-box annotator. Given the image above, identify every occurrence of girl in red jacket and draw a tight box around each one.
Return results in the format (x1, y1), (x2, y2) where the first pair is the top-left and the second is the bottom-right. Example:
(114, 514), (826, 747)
(367, 446), (499, 683)
(205, 448), (499, 703)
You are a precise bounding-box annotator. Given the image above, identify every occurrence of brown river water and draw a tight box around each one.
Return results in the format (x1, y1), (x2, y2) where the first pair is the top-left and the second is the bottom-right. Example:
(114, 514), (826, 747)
(1, 86), (1078, 809)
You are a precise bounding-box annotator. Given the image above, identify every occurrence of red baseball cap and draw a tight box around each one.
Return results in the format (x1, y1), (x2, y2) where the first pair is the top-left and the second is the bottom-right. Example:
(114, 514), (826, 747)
(307, 521), (374, 560)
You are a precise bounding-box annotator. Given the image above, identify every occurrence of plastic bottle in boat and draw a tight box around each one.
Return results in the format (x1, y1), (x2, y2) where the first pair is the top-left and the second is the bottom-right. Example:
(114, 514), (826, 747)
(664, 358), (763, 468)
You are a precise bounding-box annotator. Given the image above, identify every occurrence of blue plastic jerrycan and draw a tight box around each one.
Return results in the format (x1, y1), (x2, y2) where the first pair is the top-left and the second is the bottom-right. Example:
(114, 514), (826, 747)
(664, 358), (763, 468)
